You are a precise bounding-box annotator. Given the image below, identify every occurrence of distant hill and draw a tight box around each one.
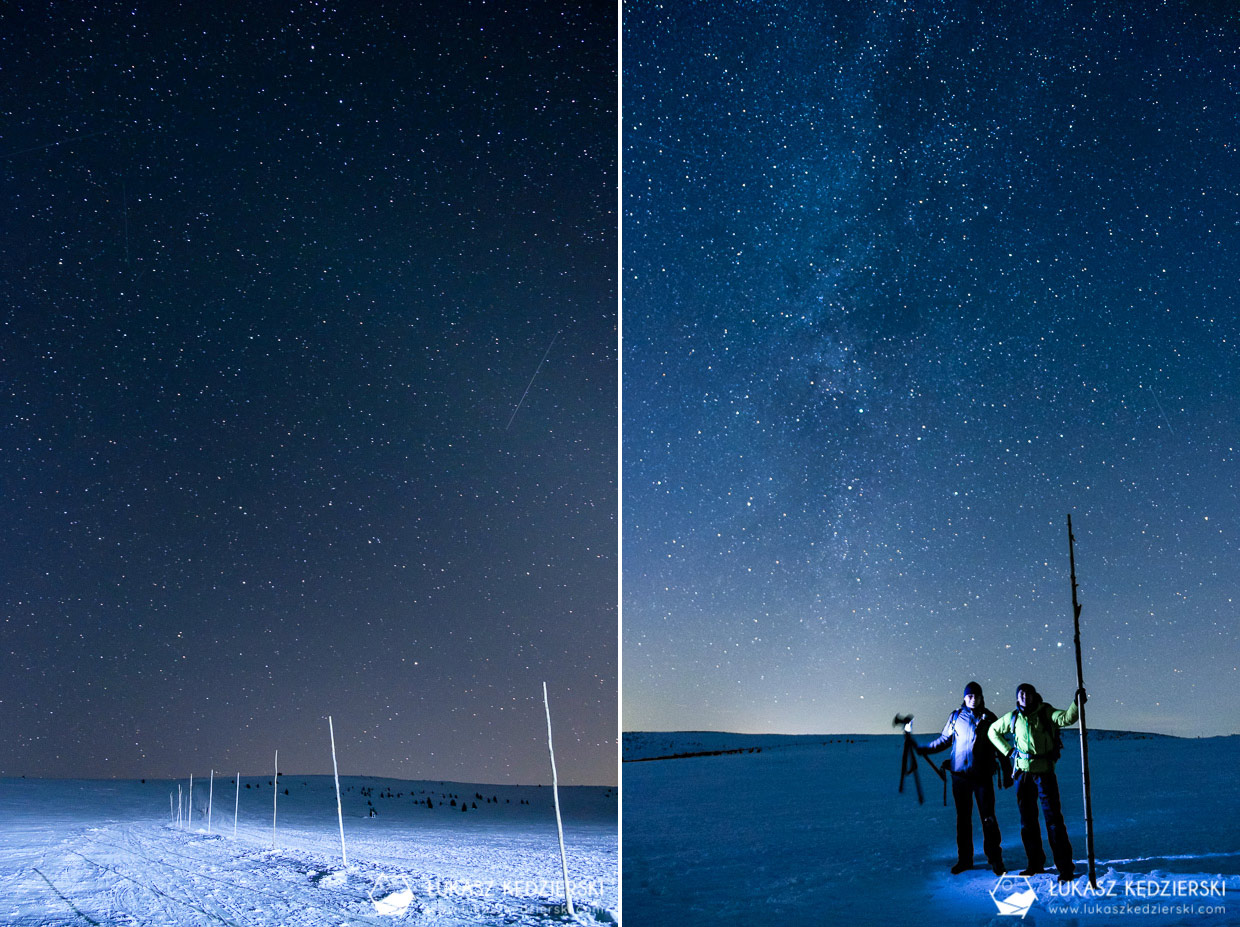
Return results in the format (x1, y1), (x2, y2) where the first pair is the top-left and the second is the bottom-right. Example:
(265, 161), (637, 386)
(623, 732), (878, 762)
(623, 728), (1220, 762)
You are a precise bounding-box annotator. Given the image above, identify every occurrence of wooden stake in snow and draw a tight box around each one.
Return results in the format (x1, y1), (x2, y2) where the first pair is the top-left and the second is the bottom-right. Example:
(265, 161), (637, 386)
(207, 769), (214, 834)
(543, 681), (574, 917)
(234, 772), (240, 838)
(272, 750), (279, 847)
(1067, 515), (1099, 889)
(329, 715), (348, 867)
(178, 784), (183, 829)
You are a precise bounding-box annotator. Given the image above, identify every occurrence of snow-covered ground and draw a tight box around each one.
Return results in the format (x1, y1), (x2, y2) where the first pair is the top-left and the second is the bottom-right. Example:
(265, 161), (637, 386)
(0, 774), (616, 925)
(624, 730), (1240, 925)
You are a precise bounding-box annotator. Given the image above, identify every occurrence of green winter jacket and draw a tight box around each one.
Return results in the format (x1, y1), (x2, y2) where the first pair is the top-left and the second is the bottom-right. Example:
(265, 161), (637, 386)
(987, 698), (1079, 774)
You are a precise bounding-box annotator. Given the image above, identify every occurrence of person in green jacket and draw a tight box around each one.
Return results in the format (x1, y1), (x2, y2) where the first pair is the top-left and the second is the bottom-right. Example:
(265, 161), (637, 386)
(987, 683), (1087, 882)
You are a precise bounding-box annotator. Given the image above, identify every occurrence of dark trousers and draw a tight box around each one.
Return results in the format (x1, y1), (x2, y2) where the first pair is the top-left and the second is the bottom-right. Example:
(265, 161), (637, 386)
(951, 773), (1002, 866)
(1015, 770), (1074, 876)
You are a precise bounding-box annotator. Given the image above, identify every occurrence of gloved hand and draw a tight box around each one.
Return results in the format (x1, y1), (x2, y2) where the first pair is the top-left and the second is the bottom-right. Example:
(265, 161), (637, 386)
(1076, 687), (1088, 705)
(915, 745), (930, 757)
(1000, 770), (1014, 789)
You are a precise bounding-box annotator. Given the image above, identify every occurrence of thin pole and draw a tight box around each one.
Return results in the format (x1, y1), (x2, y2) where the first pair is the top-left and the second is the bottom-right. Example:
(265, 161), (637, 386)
(273, 750), (278, 848)
(208, 770), (214, 835)
(178, 784), (183, 829)
(170, 792), (174, 825)
(1068, 514), (1098, 889)
(234, 773), (240, 838)
(543, 682), (574, 917)
(188, 774), (193, 829)
(329, 716), (348, 867)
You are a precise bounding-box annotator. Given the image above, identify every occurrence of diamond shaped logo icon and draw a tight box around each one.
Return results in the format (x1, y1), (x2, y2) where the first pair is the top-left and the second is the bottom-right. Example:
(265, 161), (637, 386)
(369, 874), (414, 917)
(991, 874), (1036, 917)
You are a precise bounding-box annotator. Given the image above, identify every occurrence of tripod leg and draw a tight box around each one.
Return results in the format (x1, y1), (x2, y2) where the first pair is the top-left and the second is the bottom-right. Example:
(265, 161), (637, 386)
(911, 747), (924, 804)
(898, 741), (909, 794)
(900, 737), (925, 804)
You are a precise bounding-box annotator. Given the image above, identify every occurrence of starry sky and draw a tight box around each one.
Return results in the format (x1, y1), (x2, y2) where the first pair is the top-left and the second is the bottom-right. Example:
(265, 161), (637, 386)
(2, 1), (616, 784)
(623, 0), (1239, 739)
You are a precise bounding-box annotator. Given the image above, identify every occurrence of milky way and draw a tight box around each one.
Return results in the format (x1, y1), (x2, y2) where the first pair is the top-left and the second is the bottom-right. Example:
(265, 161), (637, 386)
(623, 1), (1239, 737)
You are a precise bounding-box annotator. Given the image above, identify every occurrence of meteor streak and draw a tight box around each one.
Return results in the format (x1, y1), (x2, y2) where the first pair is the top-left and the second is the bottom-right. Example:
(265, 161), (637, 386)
(506, 330), (561, 430)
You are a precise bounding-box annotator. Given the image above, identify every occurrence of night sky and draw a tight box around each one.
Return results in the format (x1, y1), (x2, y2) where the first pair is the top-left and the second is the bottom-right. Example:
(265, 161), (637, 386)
(624, 1), (1239, 739)
(2, 2), (616, 784)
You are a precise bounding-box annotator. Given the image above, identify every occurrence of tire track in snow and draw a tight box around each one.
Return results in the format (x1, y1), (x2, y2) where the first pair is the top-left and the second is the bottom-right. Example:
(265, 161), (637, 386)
(2, 800), (614, 926)
(121, 824), (570, 925)
(76, 839), (367, 926)
(30, 867), (102, 926)
(68, 850), (245, 927)
(31, 843), (187, 927)
(76, 828), (263, 926)
(85, 825), (465, 926)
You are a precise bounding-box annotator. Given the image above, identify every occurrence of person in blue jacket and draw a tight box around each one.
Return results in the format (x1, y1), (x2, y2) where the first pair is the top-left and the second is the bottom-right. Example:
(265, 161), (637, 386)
(919, 681), (1011, 875)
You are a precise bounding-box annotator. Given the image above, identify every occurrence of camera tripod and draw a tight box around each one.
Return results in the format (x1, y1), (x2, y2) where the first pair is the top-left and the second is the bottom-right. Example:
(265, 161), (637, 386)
(894, 714), (946, 806)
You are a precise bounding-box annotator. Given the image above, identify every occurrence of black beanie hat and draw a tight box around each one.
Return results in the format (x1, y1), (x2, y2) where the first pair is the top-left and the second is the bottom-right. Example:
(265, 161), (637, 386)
(963, 681), (983, 699)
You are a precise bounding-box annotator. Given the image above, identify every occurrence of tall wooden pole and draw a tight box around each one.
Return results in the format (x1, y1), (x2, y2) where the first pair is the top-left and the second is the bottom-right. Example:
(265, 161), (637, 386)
(543, 682), (574, 917)
(329, 716), (348, 867)
(1068, 514), (1098, 889)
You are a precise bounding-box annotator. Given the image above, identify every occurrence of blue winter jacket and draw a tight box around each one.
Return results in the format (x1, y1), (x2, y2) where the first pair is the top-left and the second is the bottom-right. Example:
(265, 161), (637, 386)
(922, 704), (1001, 778)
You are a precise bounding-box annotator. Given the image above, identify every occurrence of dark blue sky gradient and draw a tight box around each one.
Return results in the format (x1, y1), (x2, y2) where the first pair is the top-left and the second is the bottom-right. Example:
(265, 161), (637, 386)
(2, 0), (616, 784)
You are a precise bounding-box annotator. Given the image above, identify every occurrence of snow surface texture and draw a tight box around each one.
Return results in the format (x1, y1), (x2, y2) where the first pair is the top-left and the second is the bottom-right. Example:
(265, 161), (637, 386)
(624, 730), (1240, 925)
(0, 775), (617, 925)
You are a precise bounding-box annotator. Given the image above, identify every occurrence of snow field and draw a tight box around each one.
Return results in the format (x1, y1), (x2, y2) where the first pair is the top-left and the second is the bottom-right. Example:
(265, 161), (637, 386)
(0, 775), (617, 926)
(624, 730), (1240, 926)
